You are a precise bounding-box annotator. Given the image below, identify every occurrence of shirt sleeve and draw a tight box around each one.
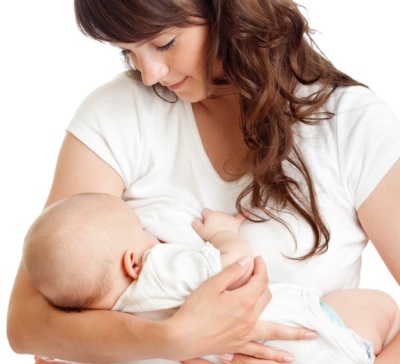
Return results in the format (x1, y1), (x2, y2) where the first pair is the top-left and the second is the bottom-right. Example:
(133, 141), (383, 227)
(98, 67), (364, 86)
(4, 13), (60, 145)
(334, 87), (400, 209)
(66, 73), (146, 187)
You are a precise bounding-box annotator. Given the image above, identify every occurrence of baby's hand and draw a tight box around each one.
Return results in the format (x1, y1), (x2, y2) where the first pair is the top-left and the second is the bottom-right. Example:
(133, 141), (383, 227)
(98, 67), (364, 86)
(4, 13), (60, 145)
(192, 208), (245, 242)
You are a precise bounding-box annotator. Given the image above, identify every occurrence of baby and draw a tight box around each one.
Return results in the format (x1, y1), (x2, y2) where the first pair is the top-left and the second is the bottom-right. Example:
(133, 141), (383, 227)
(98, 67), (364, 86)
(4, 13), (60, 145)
(23, 193), (400, 364)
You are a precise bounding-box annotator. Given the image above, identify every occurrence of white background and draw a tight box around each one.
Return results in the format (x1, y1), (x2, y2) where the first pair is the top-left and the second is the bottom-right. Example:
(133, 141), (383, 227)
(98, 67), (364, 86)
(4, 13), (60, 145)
(1, 1), (399, 363)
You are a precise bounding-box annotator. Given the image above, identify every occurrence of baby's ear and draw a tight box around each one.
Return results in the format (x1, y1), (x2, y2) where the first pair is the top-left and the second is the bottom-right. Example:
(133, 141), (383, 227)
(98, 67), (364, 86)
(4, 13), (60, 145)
(123, 250), (140, 279)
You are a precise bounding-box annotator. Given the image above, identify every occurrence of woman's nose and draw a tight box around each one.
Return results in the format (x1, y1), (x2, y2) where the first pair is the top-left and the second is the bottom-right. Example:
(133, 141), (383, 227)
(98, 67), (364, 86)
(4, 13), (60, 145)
(138, 55), (169, 86)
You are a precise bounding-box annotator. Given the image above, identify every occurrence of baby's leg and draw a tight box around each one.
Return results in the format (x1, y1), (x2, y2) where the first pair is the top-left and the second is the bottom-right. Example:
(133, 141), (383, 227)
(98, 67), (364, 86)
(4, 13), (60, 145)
(322, 289), (400, 355)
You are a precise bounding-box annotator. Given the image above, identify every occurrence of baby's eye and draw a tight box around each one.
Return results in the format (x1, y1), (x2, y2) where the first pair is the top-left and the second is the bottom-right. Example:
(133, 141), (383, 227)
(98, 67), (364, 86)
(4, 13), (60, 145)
(156, 38), (176, 52)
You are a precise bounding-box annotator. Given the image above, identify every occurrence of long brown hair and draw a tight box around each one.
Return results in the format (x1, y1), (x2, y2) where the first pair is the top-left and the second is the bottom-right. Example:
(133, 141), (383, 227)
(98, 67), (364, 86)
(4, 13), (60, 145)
(74, 0), (364, 259)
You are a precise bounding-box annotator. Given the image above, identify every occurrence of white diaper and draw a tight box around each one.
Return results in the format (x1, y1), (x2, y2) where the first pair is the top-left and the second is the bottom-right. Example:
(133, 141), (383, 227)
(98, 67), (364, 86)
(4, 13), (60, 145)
(256, 283), (375, 364)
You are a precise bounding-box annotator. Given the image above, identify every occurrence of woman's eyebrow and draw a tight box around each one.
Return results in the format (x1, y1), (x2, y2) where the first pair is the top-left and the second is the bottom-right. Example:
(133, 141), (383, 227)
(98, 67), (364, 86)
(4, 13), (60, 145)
(109, 39), (147, 51)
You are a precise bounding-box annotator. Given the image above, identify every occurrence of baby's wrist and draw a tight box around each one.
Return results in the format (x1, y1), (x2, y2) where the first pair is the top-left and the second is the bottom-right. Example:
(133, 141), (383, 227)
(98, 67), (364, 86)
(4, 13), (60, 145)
(207, 229), (238, 242)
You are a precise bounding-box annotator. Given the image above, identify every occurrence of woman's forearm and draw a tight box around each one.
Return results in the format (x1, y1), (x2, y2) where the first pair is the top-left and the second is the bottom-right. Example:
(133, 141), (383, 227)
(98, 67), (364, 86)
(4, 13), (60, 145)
(7, 264), (177, 363)
(7, 258), (258, 362)
(9, 257), (314, 363)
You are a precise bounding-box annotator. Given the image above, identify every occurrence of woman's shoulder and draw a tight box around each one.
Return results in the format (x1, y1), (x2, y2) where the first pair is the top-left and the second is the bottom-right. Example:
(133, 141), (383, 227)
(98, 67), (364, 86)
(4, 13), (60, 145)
(329, 85), (390, 113)
(77, 72), (161, 112)
(328, 86), (400, 136)
(298, 84), (399, 131)
(299, 84), (389, 112)
(71, 72), (187, 130)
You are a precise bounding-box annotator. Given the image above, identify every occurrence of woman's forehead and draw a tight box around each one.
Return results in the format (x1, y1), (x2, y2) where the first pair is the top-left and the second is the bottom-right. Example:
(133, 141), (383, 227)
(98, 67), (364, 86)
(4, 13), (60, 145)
(75, 0), (207, 42)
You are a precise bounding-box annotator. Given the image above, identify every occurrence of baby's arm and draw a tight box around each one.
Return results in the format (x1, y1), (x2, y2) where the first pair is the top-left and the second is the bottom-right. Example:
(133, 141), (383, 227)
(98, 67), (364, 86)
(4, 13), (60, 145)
(192, 208), (254, 290)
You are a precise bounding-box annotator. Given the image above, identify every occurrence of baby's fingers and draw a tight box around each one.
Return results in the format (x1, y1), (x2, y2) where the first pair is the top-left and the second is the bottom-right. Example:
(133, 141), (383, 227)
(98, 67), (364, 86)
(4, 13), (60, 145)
(191, 218), (205, 236)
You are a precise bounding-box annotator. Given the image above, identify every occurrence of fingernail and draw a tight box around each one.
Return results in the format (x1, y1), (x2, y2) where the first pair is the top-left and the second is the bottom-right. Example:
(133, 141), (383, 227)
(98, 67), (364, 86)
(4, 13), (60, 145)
(283, 355), (294, 363)
(305, 331), (318, 339)
(237, 256), (250, 267)
(220, 353), (234, 361)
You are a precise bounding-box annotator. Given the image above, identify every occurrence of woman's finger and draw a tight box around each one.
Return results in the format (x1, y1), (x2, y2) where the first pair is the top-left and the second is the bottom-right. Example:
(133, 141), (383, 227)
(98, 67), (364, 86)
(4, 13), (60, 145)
(206, 255), (255, 293)
(34, 357), (59, 364)
(181, 358), (212, 364)
(223, 340), (295, 363)
(34, 358), (67, 364)
(252, 320), (317, 342)
(230, 256), (271, 313)
(34, 357), (90, 364)
(221, 352), (286, 364)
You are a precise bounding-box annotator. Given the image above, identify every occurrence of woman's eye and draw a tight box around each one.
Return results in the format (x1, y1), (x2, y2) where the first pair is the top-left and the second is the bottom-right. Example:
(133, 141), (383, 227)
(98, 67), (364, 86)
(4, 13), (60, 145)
(156, 38), (176, 52)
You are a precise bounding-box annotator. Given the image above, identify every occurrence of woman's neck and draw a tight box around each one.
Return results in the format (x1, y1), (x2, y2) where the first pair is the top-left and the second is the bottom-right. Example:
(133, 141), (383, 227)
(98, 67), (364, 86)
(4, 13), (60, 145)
(192, 94), (249, 182)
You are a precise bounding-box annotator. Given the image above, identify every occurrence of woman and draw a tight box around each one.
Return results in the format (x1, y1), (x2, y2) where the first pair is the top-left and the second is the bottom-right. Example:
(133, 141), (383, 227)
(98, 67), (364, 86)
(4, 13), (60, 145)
(7, 0), (400, 363)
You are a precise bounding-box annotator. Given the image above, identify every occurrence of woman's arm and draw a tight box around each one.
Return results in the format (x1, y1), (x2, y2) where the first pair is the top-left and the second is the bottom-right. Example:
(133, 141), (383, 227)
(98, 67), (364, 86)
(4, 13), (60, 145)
(42, 132), (126, 206)
(358, 159), (400, 363)
(7, 262), (174, 362)
(7, 133), (170, 362)
(8, 133), (314, 363)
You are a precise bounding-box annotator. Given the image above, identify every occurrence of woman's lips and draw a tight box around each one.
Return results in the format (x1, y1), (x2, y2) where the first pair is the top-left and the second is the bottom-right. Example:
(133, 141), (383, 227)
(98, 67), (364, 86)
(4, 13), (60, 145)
(166, 77), (187, 91)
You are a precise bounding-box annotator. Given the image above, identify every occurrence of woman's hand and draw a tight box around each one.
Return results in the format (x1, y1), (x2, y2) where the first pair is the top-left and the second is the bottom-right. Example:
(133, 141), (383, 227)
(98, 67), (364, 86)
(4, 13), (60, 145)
(168, 256), (316, 363)
(169, 256), (269, 359)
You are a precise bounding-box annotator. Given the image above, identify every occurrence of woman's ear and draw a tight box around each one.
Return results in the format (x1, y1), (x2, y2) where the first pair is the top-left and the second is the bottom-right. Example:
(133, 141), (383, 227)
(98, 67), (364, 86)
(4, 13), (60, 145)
(123, 250), (140, 279)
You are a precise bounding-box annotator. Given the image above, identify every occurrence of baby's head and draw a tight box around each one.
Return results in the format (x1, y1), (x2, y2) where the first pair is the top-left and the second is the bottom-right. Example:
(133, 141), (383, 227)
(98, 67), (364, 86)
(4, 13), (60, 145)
(23, 193), (158, 311)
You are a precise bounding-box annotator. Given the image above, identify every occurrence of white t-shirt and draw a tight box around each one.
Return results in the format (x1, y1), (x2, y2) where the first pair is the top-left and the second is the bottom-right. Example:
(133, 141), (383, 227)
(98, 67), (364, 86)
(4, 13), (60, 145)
(68, 72), (400, 295)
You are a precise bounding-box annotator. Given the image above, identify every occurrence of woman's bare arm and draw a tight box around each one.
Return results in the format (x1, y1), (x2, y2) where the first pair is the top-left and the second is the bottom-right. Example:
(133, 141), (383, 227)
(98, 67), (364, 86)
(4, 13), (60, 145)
(7, 133), (173, 362)
(358, 159), (400, 363)
(8, 133), (314, 363)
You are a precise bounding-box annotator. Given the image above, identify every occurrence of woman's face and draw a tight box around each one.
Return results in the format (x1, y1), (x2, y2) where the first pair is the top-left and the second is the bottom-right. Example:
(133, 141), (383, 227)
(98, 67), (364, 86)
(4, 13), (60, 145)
(115, 24), (210, 103)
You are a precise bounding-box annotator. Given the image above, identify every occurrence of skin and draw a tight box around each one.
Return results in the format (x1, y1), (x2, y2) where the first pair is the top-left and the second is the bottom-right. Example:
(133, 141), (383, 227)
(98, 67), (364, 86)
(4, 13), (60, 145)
(9, 135), (285, 363)
(8, 23), (312, 364)
(7, 20), (400, 364)
(357, 159), (400, 363)
(117, 25), (211, 102)
(32, 206), (400, 362)
(77, 203), (161, 311)
(192, 210), (254, 291)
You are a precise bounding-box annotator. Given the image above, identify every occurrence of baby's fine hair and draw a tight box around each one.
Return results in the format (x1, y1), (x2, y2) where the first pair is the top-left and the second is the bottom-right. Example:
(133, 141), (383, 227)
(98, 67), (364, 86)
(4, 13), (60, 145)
(23, 193), (125, 310)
